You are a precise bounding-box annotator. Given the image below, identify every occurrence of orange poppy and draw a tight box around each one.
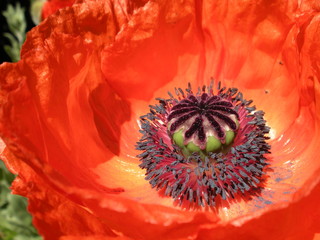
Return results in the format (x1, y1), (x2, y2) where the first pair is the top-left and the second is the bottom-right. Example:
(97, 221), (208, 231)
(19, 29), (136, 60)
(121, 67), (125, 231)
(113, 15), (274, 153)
(0, 0), (320, 239)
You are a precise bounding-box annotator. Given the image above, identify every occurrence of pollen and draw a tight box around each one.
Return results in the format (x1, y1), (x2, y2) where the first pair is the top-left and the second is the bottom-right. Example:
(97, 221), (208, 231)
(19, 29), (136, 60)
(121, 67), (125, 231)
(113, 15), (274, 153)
(136, 82), (271, 209)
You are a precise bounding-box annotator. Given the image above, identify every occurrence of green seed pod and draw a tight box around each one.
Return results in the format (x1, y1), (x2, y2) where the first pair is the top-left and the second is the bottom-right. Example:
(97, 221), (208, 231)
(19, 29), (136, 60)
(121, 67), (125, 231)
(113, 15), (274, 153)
(186, 142), (201, 153)
(173, 130), (184, 148)
(225, 130), (235, 145)
(206, 136), (222, 153)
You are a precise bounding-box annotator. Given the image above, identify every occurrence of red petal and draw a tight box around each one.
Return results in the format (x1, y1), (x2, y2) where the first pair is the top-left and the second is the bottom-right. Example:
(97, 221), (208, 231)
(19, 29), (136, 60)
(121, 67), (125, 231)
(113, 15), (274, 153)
(101, 1), (206, 100)
(196, 177), (320, 240)
(4, 150), (120, 239)
(0, 0), (320, 239)
(41, 0), (75, 19)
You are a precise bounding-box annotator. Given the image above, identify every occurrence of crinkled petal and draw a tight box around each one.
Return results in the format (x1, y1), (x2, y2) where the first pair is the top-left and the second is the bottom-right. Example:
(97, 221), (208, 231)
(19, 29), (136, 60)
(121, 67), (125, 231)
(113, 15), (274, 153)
(196, 177), (320, 240)
(2, 149), (123, 239)
(0, 0), (320, 239)
(41, 0), (75, 19)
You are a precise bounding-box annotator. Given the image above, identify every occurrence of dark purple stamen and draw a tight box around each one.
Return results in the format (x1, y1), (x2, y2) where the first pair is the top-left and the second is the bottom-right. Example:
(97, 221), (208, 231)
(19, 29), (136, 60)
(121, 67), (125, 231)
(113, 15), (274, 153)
(198, 124), (206, 141)
(206, 96), (220, 104)
(185, 117), (203, 139)
(171, 104), (191, 111)
(208, 106), (239, 118)
(170, 111), (198, 132)
(167, 108), (194, 121)
(168, 93), (238, 141)
(201, 93), (208, 101)
(207, 111), (237, 130)
(205, 113), (225, 138)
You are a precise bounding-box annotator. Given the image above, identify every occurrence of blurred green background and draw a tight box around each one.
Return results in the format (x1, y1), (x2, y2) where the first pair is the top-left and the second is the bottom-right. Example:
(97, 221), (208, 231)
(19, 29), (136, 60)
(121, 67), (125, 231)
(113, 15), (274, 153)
(1, 0), (42, 239)
(0, 162), (41, 240)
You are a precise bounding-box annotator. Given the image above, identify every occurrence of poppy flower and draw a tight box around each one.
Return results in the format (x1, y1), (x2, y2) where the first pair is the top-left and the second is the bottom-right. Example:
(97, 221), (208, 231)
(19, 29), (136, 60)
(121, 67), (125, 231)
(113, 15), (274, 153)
(41, 0), (75, 20)
(0, 0), (320, 239)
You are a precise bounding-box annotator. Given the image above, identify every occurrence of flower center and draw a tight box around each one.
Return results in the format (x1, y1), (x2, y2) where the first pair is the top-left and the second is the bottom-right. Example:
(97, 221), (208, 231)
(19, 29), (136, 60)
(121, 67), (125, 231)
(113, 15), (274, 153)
(137, 83), (270, 209)
(167, 92), (239, 156)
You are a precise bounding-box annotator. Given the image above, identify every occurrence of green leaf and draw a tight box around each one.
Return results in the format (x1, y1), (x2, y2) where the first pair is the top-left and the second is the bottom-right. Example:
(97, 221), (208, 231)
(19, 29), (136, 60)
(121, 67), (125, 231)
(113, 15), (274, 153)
(0, 161), (15, 185)
(2, 3), (26, 44)
(2, 3), (27, 62)
(0, 161), (42, 239)
(3, 33), (21, 62)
